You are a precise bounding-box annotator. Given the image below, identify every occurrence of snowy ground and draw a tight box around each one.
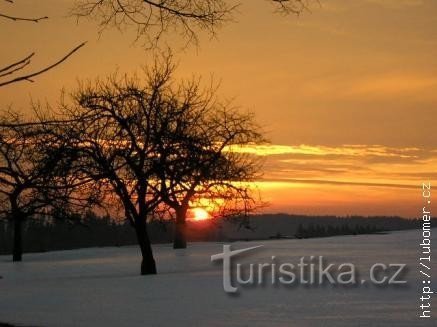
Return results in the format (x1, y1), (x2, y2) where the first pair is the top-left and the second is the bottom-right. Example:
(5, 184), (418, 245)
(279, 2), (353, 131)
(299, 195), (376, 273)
(1, 230), (436, 327)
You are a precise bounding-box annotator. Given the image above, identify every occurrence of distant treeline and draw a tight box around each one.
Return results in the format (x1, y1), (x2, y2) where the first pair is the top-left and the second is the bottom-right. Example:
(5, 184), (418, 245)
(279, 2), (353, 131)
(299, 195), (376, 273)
(0, 213), (435, 255)
(294, 223), (386, 239)
(0, 212), (171, 255)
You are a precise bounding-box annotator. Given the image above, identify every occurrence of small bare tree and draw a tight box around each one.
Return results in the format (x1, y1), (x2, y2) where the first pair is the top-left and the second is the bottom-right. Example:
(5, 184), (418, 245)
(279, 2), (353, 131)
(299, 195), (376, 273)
(71, 0), (314, 48)
(0, 112), (94, 261)
(0, 0), (85, 87)
(151, 88), (265, 248)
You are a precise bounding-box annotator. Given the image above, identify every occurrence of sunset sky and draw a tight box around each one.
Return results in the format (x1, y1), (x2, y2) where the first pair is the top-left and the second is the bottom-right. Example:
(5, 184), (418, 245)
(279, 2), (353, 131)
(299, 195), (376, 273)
(1, 0), (436, 217)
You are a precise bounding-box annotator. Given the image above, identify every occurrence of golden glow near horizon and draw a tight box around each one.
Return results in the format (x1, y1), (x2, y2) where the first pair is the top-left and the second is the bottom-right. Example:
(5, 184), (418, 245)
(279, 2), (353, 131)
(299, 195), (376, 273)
(191, 208), (211, 221)
(243, 143), (436, 217)
(1, 0), (436, 217)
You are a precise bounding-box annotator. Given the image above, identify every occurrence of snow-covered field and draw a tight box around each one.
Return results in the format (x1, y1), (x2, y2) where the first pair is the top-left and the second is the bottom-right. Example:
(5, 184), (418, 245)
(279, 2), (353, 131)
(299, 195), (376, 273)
(1, 229), (436, 327)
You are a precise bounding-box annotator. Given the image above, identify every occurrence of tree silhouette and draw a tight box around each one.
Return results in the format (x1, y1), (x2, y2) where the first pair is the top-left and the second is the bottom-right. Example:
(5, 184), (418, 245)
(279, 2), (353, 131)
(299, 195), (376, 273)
(55, 59), (178, 275)
(72, 0), (314, 48)
(150, 78), (264, 248)
(0, 112), (93, 261)
(56, 54), (264, 273)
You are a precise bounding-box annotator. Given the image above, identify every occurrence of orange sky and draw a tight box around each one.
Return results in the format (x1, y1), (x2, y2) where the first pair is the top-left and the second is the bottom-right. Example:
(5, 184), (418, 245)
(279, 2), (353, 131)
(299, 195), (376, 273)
(1, 0), (436, 217)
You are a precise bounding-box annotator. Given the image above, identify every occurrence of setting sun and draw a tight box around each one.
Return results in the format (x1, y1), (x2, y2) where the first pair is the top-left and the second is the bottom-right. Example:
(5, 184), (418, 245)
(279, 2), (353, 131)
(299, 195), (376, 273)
(192, 208), (210, 221)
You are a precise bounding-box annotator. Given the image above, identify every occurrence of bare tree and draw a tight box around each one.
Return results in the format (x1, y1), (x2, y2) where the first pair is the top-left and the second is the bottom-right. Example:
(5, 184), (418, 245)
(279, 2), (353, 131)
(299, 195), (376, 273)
(71, 0), (314, 48)
(0, 112), (94, 261)
(150, 84), (265, 248)
(58, 54), (264, 273)
(57, 71), (171, 275)
(0, 0), (85, 87)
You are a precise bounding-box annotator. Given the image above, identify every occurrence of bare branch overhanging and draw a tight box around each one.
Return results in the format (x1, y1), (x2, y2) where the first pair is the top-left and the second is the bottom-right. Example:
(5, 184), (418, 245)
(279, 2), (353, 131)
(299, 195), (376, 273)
(71, 0), (315, 49)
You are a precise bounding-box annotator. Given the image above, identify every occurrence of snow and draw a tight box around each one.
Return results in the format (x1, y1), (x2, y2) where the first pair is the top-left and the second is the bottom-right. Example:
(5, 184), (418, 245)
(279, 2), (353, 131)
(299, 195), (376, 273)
(1, 229), (436, 326)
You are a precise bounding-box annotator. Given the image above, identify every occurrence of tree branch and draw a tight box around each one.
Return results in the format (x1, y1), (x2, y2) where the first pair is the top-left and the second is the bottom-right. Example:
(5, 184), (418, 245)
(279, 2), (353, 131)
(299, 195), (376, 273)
(0, 53), (34, 78)
(0, 13), (48, 22)
(0, 42), (87, 88)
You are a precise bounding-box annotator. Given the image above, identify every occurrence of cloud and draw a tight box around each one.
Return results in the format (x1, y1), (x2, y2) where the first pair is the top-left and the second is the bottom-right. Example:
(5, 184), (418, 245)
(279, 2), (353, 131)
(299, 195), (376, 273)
(225, 144), (421, 158)
(298, 73), (437, 101)
(227, 143), (437, 192)
(364, 0), (424, 9)
(260, 178), (418, 189)
(348, 74), (437, 97)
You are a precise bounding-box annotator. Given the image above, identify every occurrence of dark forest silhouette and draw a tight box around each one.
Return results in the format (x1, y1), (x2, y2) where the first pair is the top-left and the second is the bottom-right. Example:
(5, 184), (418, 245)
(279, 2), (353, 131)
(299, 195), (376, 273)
(0, 213), (432, 255)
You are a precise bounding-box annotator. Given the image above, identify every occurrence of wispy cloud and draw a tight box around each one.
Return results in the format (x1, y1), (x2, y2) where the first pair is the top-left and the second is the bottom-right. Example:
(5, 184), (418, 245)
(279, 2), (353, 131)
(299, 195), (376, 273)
(226, 144), (421, 158)
(364, 0), (424, 9)
(260, 178), (418, 190)
(298, 73), (437, 101)
(226, 144), (437, 193)
(244, 143), (436, 217)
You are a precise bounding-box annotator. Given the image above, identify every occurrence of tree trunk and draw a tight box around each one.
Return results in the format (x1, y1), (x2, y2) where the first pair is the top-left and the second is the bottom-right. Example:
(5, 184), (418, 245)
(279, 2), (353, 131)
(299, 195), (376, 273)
(173, 208), (187, 249)
(134, 218), (157, 275)
(12, 216), (23, 262)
